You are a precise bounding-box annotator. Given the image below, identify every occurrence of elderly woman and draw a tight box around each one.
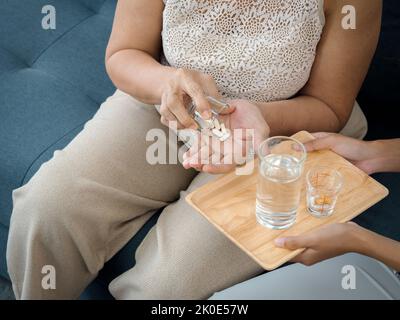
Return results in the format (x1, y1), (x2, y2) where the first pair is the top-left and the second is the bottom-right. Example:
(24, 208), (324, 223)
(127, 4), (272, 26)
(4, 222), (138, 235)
(7, 0), (381, 299)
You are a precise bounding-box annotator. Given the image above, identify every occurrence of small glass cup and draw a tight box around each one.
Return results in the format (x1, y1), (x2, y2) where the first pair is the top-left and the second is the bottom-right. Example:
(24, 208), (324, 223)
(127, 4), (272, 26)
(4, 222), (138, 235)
(256, 137), (307, 230)
(306, 166), (343, 217)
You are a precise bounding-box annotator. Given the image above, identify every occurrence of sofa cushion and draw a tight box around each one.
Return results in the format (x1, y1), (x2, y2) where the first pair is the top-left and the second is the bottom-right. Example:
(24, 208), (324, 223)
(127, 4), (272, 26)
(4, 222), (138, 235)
(0, 0), (117, 283)
(0, 224), (9, 280)
(0, 0), (116, 229)
(0, 72), (100, 228)
(0, 0), (110, 68)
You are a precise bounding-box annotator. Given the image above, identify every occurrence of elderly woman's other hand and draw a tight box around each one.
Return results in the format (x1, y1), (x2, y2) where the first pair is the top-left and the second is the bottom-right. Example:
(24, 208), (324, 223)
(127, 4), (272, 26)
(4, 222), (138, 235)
(182, 99), (270, 174)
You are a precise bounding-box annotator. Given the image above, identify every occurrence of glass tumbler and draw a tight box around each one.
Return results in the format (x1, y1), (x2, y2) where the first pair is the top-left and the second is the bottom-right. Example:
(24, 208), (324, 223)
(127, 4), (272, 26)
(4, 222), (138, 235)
(256, 137), (307, 230)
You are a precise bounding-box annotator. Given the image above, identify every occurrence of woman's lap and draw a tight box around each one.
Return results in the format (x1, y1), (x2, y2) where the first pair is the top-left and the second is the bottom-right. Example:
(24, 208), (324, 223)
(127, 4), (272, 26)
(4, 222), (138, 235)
(8, 89), (261, 299)
(8, 90), (197, 298)
(109, 172), (263, 299)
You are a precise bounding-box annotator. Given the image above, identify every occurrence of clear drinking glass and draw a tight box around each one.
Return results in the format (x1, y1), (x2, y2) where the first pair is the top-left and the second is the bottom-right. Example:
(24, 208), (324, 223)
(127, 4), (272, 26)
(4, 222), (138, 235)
(306, 166), (343, 217)
(256, 137), (307, 230)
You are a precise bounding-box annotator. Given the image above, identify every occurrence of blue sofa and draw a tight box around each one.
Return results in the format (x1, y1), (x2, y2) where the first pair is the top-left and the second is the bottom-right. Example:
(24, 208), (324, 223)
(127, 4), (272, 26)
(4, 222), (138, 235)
(0, 0), (399, 300)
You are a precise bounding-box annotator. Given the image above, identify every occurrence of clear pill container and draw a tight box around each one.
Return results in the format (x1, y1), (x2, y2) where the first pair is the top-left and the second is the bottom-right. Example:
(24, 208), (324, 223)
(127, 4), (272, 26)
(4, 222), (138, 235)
(188, 96), (229, 131)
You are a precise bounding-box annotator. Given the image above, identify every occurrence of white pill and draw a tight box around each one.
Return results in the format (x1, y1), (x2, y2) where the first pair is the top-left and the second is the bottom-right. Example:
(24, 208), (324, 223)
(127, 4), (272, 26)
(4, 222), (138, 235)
(213, 118), (221, 130)
(221, 129), (231, 141)
(220, 133), (230, 142)
(220, 123), (227, 134)
(205, 119), (215, 129)
(202, 128), (213, 136)
(212, 128), (223, 138)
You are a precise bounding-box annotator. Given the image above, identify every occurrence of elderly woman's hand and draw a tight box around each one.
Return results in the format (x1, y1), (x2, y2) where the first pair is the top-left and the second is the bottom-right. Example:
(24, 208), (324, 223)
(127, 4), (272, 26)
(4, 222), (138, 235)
(182, 99), (270, 174)
(160, 68), (234, 130)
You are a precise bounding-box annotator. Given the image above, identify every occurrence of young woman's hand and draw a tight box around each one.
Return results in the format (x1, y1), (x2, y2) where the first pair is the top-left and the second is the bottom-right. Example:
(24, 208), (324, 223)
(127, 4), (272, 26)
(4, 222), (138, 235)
(275, 221), (400, 271)
(182, 99), (270, 174)
(274, 223), (361, 266)
(160, 68), (234, 130)
(303, 132), (399, 174)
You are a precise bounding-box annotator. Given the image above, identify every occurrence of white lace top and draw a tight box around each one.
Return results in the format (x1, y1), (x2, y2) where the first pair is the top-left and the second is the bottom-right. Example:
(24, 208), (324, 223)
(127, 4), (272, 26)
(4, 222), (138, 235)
(162, 0), (325, 102)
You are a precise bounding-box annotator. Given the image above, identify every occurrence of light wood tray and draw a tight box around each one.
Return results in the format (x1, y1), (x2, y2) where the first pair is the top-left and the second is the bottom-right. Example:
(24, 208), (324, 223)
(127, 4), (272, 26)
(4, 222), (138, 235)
(186, 131), (389, 270)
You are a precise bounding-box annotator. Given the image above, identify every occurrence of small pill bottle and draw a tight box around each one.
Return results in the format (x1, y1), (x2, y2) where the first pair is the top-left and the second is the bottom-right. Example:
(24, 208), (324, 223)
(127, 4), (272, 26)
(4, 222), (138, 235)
(188, 96), (229, 131)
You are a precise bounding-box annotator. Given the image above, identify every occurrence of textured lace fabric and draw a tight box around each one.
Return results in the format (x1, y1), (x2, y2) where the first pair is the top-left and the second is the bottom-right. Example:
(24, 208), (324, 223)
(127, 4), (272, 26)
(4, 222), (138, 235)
(162, 0), (325, 103)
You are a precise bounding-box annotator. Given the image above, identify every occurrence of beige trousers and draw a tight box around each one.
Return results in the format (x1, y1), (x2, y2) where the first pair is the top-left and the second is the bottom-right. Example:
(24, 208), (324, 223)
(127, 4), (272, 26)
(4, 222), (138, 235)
(6, 90), (262, 299)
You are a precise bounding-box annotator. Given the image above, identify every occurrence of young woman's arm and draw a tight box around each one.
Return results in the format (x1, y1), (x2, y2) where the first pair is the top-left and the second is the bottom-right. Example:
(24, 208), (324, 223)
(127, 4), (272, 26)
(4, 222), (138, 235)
(275, 222), (400, 271)
(254, 0), (382, 136)
(303, 133), (400, 174)
(353, 225), (400, 271)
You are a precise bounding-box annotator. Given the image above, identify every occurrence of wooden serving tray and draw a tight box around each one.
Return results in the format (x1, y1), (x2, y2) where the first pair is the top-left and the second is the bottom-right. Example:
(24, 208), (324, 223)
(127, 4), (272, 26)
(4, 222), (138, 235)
(186, 131), (389, 270)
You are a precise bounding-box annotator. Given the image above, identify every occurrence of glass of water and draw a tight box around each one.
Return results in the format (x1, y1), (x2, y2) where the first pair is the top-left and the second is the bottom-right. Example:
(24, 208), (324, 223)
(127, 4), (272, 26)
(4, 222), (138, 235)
(256, 137), (307, 230)
(306, 166), (343, 217)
